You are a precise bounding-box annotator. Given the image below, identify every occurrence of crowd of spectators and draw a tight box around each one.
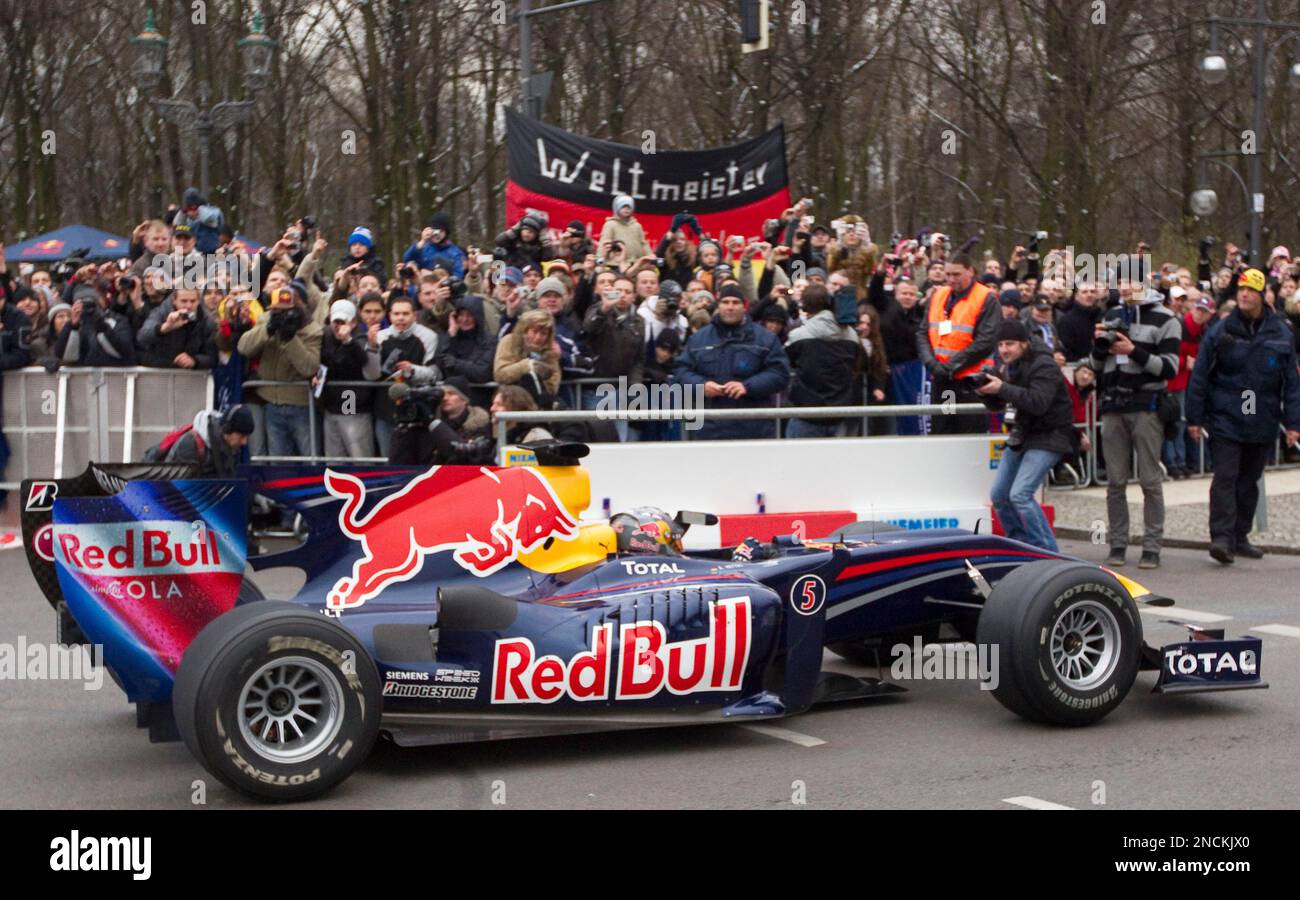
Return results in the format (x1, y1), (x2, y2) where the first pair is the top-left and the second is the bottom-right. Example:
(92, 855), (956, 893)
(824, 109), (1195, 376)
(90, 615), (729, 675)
(4, 189), (1300, 477)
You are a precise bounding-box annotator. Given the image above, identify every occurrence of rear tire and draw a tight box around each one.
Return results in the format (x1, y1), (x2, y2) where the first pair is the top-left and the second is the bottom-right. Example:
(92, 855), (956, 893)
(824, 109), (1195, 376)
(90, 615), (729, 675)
(976, 561), (1141, 725)
(173, 601), (381, 802)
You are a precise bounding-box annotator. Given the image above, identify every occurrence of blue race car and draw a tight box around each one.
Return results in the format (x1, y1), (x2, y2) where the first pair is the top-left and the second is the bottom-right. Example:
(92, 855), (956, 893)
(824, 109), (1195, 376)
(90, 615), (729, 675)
(20, 442), (1266, 801)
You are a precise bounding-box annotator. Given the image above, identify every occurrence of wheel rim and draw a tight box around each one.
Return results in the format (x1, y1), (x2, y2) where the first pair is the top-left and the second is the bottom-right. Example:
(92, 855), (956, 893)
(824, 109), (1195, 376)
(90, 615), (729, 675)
(237, 655), (344, 764)
(1049, 599), (1120, 690)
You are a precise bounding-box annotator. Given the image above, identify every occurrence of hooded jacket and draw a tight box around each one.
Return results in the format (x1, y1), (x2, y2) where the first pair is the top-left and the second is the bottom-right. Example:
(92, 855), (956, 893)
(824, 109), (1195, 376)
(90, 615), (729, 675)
(1186, 307), (1300, 444)
(493, 308), (562, 396)
(435, 295), (498, 384)
(1087, 290), (1180, 413)
(137, 298), (218, 369)
(163, 408), (242, 477)
(786, 310), (866, 410)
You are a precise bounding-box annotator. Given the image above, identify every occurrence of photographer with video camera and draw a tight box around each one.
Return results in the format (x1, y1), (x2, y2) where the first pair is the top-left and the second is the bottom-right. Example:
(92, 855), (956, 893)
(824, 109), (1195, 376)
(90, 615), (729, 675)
(975, 319), (1075, 552)
(237, 285), (322, 459)
(423, 376), (493, 465)
(1088, 279), (1180, 569)
(369, 294), (440, 458)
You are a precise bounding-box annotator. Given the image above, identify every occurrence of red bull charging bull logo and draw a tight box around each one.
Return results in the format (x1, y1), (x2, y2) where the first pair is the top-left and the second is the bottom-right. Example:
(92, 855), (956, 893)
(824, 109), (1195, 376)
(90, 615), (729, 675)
(324, 466), (580, 610)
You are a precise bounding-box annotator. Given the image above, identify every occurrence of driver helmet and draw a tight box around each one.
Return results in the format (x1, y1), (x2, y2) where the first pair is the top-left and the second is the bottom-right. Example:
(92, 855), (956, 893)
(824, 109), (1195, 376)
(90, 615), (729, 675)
(611, 507), (684, 556)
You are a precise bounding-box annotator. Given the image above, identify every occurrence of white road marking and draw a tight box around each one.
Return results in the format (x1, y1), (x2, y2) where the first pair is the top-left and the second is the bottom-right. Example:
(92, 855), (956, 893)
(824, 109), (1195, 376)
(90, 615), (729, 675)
(1250, 624), (1300, 639)
(1002, 795), (1075, 810)
(740, 724), (827, 748)
(1139, 606), (1230, 624)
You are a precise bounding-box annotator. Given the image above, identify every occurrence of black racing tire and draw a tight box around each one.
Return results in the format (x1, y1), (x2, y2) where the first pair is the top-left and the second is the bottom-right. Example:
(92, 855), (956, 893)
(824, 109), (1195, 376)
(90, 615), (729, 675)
(173, 600), (381, 802)
(976, 560), (1141, 726)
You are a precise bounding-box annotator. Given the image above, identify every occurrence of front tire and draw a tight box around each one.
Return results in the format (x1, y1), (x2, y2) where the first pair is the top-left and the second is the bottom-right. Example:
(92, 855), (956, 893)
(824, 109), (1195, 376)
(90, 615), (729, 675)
(976, 561), (1141, 725)
(173, 601), (381, 801)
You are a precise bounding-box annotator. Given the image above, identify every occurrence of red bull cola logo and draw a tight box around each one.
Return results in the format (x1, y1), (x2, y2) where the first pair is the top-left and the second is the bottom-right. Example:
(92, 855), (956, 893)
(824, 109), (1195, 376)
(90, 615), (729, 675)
(324, 466), (580, 610)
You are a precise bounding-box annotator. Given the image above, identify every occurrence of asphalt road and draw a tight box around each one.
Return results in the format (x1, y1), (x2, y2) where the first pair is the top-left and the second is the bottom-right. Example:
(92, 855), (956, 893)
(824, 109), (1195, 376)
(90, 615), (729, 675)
(2, 537), (1297, 810)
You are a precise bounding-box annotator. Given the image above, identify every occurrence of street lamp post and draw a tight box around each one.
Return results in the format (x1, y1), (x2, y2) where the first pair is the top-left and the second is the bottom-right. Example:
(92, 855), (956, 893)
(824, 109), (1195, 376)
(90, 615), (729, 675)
(1197, 1), (1300, 265)
(131, 8), (278, 197)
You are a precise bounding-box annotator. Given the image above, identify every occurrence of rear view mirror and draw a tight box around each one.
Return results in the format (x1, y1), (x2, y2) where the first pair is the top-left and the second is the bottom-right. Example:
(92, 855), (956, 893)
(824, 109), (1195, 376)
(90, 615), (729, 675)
(674, 510), (719, 530)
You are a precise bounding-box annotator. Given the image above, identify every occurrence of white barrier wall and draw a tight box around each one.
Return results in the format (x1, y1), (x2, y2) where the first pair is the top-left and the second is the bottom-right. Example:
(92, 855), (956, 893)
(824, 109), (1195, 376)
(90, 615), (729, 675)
(582, 434), (1005, 547)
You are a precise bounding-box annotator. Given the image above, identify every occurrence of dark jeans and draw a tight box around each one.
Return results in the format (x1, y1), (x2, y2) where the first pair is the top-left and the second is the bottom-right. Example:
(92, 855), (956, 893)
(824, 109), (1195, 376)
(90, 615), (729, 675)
(929, 376), (987, 435)
(1208, 437), (1269, 546)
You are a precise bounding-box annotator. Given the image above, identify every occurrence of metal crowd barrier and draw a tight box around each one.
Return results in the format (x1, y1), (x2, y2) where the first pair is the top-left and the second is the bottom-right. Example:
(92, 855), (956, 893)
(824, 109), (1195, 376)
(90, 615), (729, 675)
(0, 366), (213, 489)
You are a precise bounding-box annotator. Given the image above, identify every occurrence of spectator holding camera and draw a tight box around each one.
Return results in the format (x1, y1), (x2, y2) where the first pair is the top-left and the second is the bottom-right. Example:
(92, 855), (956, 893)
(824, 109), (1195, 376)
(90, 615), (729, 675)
(237, 285), (322, 459)
(369, 294), (441, 458)
(1186, 268), (1300, 565)
(137, 286), (217, 370)
(1088, 279), (1180, 569)
(495, 214), (553, 269)
(54, 275), (137, 367)
(599, 195), (651, 263)
(316, 299), (380, 459)
(975, 319), (1075, 552)
(403, 213), (466, 278)
(582, 273), (646, 408)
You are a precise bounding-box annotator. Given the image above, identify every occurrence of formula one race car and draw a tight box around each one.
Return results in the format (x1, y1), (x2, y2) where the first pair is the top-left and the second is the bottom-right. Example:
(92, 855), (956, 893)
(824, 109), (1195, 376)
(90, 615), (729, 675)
(20, 442), (1266, 801)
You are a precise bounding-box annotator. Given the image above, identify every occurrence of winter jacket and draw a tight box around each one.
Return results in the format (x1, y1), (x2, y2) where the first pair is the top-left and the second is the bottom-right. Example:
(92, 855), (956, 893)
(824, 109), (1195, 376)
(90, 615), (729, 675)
(0, 303), (33, 371)
(1057, 301), (1102, 362)
(494, 227), (553, 270)
(1186, 307), (1300, 444)
(434, 295), (497, 384)
(339, 249), (388, 290)
(597, 216), (651, 262)
(163, 409), (241, 477)
(236, 307), (323, 406)
(867, 271), (923, 364)
(1086, 290), (1180, 414)
(1167, 312), (1206, 393)
(403, 238), (467, 278)
(320, 326), (380, 414)
(675, 315), (791, 406)
(785, 310), (866, 410)
(493, 308), (562, 396)
(983, 346), (1076, 455)
(54, 305), (137, 367)
(582, 302), (645, 384)
(137, 300), (218, 369)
